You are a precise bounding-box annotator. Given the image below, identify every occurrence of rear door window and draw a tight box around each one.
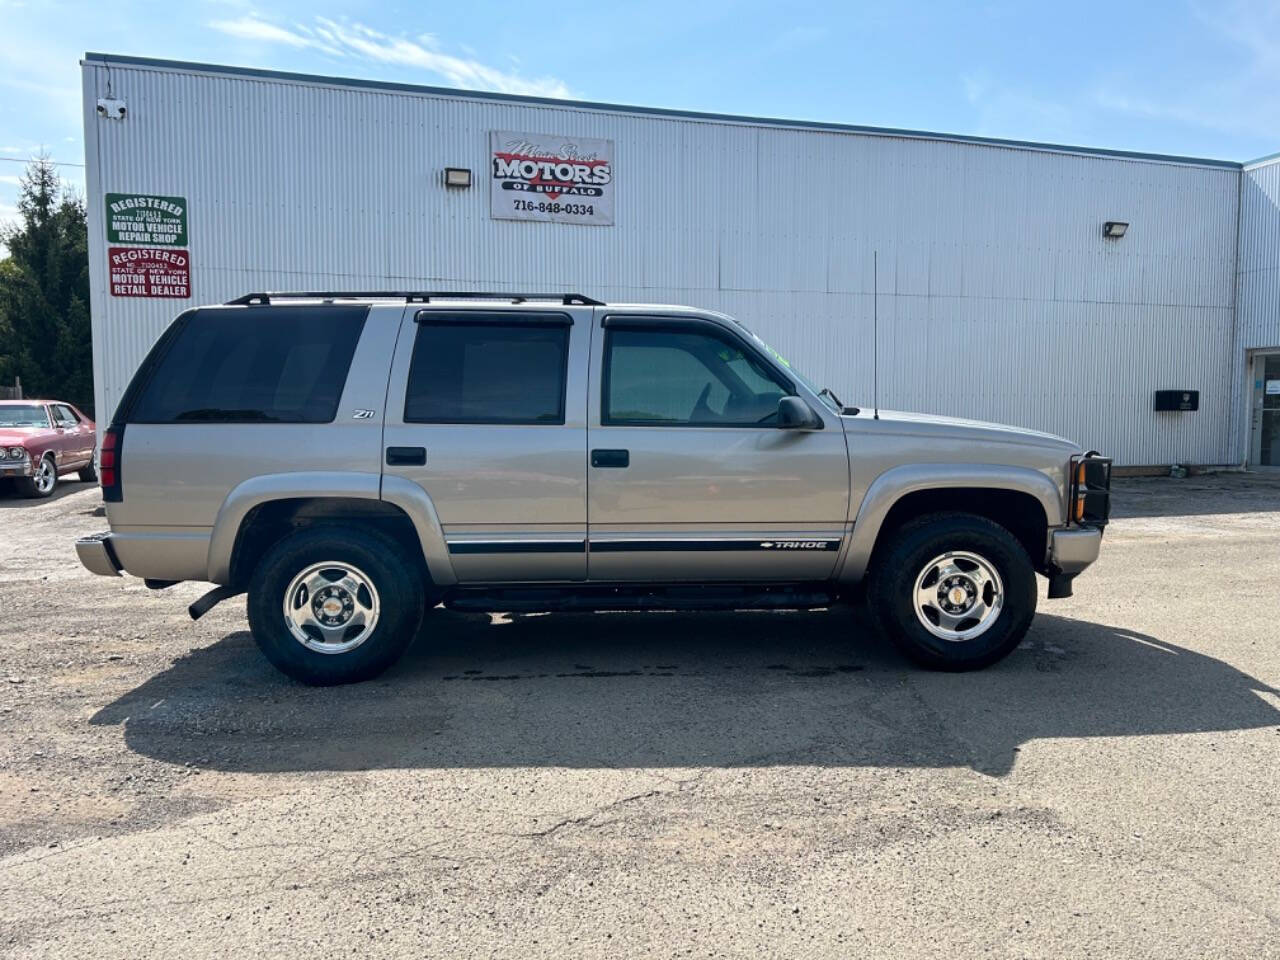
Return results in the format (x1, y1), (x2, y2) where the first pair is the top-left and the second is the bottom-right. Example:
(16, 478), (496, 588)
(128, 305), (368, 423)
(404, 316), (570, 424)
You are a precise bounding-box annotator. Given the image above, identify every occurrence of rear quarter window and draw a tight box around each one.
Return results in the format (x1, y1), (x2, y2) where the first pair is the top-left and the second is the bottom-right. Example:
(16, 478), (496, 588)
(127, 305), (368, 423)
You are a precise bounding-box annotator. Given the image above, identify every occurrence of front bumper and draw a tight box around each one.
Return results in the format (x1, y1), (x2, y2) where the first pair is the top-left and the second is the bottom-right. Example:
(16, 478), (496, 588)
(75, 532), (122, 577)
(1050, 526), (1103, 574)
(0, 459), (33, 477)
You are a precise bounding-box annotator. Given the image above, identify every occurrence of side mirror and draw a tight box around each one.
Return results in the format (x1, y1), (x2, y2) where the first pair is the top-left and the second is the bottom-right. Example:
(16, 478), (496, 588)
(777, 395), (822, 430)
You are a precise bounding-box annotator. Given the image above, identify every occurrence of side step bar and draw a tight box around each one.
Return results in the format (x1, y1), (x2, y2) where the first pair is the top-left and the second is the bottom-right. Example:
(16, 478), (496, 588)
(445, 584), (839, 614)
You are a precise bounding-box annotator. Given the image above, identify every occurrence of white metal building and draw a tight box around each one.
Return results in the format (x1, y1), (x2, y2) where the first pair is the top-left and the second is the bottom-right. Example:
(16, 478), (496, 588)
(80, 53), (1280, 467)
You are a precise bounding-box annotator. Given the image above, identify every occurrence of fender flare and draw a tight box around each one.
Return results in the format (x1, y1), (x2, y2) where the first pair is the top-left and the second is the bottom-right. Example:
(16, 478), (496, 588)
(836, 463), (1065, 582)
(205, 471), (456, 586)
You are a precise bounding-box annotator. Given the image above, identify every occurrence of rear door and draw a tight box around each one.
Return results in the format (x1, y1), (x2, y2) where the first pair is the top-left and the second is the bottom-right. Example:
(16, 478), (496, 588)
(586, 313), (850, 582)
(381, 305), (590, 582)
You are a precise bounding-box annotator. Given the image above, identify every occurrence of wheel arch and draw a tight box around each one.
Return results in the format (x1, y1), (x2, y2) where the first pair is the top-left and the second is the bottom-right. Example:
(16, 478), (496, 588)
(207, 472), (456, 587)
(838, 464), (1064, 582)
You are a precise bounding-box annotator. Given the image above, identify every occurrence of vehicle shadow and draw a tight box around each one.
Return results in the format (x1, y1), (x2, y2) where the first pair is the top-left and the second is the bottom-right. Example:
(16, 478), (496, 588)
(0, 476), (97, 506)
(90, 610), (1280, 777)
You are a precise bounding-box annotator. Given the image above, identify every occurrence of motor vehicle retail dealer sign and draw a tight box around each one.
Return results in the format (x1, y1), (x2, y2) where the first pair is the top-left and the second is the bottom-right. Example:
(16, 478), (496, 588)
(105, 193), (191, 298)
(490, 131), (614, 226)
(108, 247), (190, 299)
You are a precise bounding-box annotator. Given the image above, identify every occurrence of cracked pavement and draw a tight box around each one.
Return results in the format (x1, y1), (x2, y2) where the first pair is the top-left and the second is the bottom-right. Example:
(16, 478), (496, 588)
(1, 473), (1278, 958)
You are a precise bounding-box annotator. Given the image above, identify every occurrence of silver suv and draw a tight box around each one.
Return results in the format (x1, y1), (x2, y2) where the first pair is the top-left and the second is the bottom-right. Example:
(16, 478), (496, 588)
(76, 292), (1110, 684)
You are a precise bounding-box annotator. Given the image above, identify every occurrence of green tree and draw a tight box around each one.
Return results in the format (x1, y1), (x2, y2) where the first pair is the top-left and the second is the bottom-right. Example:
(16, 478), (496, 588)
(0, 157), (93, 414)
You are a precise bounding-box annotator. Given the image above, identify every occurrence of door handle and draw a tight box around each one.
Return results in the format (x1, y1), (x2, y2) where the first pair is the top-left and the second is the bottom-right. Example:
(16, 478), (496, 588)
(386, 446), (426, 466)
(591, 448), (629, 468)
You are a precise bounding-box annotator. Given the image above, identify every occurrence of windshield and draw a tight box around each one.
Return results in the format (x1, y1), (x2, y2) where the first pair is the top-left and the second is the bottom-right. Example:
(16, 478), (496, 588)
(725, 318), (842, 414)
(0, 404), (49, 428)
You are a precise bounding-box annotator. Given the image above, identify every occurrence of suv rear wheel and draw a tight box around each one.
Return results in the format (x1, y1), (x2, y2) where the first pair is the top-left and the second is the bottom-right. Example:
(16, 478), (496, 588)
(866, 512), (1036, 670)
(246, 526), (425, 685)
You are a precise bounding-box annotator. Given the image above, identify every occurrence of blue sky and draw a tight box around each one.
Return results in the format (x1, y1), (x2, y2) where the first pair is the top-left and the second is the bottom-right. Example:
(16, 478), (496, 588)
(1, 0), (1278, 233)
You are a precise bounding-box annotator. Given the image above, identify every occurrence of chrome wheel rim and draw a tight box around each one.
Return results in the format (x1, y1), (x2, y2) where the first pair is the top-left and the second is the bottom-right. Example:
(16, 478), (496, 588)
(912, 550), (1004, 642)
(35, 458), (55, 494)
(282, 561), (381, 655)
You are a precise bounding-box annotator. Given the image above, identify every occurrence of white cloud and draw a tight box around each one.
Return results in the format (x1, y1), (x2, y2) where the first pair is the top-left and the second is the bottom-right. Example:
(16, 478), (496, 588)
(210, 16), (341, 55)
(0, 174), (22, 185)
(209, 15), (572, 98)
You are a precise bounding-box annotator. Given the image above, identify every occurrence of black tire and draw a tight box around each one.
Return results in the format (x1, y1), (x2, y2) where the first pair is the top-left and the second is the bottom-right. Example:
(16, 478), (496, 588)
(17, 455), (57, 499)
(865, 512), (1036, 671)
(78, 460), (97, 482)
(246, 525), (426, 685)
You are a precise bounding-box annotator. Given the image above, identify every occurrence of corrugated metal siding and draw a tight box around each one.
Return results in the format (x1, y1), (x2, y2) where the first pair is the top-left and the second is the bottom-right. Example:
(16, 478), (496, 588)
(83, 60), (1243, 465)
(1230, 157), (1280, 464)
(1238, 157), (1280, 352)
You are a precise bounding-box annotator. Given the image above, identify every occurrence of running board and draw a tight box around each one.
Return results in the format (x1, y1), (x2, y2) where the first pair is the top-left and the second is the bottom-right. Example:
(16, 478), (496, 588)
(444, 584), (838, 614)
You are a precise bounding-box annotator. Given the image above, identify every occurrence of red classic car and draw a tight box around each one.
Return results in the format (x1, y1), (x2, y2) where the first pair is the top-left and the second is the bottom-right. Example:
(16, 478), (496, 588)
(0, 400), (97, 498)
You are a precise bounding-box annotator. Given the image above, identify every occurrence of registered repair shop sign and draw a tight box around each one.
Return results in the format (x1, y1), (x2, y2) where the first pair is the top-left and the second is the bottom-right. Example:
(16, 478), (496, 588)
(490, 131), (614, 226)
(105, 192), (188, 246)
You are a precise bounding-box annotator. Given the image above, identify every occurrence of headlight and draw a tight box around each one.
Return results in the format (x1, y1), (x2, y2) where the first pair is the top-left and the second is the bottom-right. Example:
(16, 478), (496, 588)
(7, 447), (26, 460)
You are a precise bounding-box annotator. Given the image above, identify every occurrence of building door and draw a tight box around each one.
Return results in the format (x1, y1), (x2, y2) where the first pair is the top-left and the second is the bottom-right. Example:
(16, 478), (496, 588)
(1252, 353), (1280, 467)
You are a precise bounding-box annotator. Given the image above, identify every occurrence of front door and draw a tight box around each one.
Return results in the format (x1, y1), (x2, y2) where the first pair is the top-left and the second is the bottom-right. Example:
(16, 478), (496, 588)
(586, 315), (850, 581)
(382, 306), (592, 582)
(1252, 352), (1280, 467)
(51, 404), (93, 466)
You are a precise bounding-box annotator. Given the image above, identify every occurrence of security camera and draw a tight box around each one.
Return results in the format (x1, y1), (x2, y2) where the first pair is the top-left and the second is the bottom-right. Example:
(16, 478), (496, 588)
(96, 98), (127, 120)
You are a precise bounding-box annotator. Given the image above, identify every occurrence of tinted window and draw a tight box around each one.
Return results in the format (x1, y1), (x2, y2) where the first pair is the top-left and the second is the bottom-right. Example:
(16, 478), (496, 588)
(405, 319), (569, 424)
(129, 306), (367, 423)
(604, 327), (792, 426)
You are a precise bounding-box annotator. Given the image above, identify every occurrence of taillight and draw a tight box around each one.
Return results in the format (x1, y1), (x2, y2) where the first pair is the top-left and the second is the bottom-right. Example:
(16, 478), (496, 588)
(100, 426), (123, 502)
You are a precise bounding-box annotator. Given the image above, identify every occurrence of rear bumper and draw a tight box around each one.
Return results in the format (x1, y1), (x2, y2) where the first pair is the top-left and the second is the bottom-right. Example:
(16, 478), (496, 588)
(75, 533), (122, 577)
(1049, 525), (1103, 575)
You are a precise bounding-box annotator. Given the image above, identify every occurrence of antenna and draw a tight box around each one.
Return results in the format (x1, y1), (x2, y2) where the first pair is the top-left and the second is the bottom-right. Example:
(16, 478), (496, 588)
(872, 250), (880, 420)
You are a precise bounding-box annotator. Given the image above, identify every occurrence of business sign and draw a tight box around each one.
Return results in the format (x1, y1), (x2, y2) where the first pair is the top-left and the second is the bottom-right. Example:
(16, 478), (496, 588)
(107, 246), (190, 299)
(105, 193), (188, 246)
(1267, 380), (1280, 395)
(490, 130), (614, 226)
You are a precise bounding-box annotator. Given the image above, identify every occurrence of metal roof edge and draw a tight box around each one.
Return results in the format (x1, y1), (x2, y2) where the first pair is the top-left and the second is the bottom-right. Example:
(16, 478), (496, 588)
(1243, 150), (1280, 170)
(83, 52), (1243, 171)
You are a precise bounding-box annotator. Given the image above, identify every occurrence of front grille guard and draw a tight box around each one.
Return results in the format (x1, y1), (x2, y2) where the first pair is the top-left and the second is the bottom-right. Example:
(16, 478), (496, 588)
(1069, 451), (1112, 527)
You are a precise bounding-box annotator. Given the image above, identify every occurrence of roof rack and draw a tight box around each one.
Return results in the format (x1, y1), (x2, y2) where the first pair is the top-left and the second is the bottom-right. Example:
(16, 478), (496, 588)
(225, 291), (605, 306)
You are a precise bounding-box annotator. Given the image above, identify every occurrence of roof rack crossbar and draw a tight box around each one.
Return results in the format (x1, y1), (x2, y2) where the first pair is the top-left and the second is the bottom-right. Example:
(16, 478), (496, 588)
(225, 291), (604, 306)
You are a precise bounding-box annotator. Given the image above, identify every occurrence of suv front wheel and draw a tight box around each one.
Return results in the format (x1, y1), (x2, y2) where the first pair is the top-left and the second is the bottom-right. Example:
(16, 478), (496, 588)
(247, 526), (425, 685)
(866, 512), (1036, 671)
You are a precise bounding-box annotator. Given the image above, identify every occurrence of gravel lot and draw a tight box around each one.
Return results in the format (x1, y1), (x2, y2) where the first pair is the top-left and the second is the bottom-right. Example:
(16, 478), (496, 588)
(1, 473), (1278, 959)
